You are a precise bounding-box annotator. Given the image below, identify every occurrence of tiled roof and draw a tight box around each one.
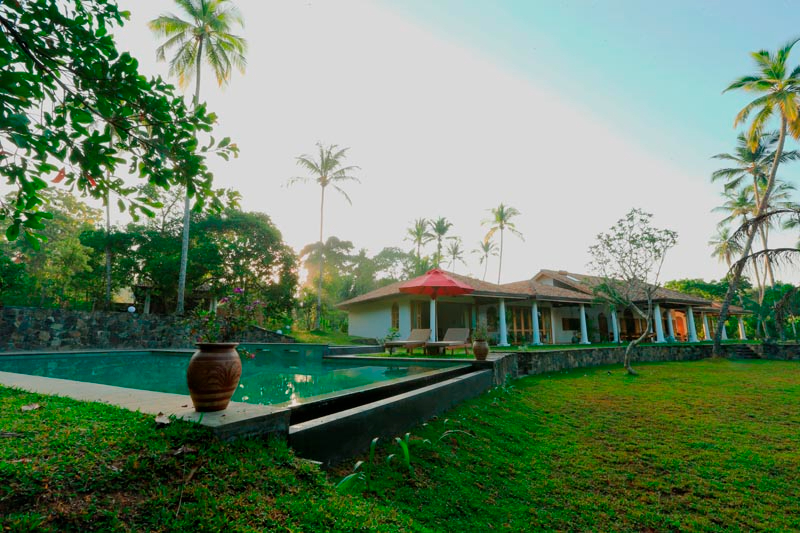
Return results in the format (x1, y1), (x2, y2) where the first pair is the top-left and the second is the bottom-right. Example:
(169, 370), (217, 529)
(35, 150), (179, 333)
(336, 271), (524, 308)
(338, 268), (743, 313)
(536, 269), (711, 306)
(499, 279), (593, 303)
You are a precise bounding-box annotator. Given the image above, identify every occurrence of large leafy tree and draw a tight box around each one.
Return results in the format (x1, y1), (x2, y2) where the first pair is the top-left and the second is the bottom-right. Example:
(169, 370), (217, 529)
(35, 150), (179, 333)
(589, 209), (678, 375)
(714, 39), (800, 355)
(149, 0), (247, 315)
(289, 144), (360, 329)
(0, 0), (233, 247)
(482, 203), (523, 284)
(1, 190), (102, 308)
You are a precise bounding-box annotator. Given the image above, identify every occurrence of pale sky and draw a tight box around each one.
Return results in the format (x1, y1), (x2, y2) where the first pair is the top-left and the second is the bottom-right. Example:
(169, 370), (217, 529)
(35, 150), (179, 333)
(108, 0), (800, 285)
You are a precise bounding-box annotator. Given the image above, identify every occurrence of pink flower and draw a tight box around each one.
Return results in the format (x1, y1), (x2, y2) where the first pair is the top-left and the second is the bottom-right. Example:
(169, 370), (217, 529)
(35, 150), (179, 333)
(233, 288), (244, 294)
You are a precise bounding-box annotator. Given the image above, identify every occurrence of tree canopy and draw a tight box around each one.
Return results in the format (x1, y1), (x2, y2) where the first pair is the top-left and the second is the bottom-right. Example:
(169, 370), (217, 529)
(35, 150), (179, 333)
(0, 0), (236, 245)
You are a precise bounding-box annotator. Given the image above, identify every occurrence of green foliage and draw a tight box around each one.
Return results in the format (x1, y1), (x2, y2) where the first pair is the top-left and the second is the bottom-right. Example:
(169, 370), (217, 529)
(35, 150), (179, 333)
(0, 0), (237, 244)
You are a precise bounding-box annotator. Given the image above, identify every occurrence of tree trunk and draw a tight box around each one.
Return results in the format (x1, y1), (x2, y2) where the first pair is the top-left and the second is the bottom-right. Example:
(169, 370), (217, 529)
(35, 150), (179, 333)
(497, 228), (504, 285)
(175, 39), (204, 315)
(482, 255), (488, 281)
(713, 116), (787, 356)
(104, 129), (114, 310)
(314, 185), (325, 330)
(623, 304), (651, 376)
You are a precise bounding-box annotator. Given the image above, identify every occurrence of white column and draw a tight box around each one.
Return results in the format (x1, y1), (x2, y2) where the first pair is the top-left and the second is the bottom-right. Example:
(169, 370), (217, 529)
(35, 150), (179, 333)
(430, 299), (437, 342)
(738, 316), (747, 340)
(579, 304), (590, 344)
(143, 290), (151, 315)
(721, 318), (729, 340)
(702, 313), (711, 341)
(610, 307), (620, 343)
(498, 299), (509, 346)
(531, 301), (542, 345)
(686, 307), (698, 342)
(653, 303), (666, 343)
(666, 309), (675, 340)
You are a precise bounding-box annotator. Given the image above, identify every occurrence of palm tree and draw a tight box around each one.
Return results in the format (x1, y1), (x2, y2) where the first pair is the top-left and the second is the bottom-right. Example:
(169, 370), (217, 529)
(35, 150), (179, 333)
(405, 218), (433, 264)
(714, 39), (800, 354)
(712, 131), (799, 288)
(149, 0), (247, 314)
(709, 227), (742, 270)
(428, 217), (453, 268)
(482, 203), (523, 284)
(473, 237), (498, 281)
(288, 143), (360, 329)
(445, 238), (466, 273)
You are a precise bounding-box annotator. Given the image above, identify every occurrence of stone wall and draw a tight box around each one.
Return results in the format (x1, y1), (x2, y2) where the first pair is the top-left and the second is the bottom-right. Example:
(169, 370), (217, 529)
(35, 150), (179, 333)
(490, 343), (800, 383)
(0, 307), (294, 352)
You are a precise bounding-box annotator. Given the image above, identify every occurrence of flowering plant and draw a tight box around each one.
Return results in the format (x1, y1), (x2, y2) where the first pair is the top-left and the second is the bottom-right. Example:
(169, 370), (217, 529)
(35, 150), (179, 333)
(189, 287), (263, 344)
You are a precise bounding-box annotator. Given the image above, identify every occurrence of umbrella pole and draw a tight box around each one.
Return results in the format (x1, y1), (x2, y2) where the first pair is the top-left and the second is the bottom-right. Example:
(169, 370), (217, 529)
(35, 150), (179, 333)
(430, 298), (437, 342)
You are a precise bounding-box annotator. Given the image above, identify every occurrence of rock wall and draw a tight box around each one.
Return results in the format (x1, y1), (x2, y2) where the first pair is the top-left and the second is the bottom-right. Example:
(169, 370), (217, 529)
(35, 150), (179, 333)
(0, 307), (294, 352)
(491, 343), (800, 383)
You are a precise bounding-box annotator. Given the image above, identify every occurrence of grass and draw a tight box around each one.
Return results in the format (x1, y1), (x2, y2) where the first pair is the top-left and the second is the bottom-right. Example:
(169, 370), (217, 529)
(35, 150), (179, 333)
(3, 359), (800, 531)
(288, 328), (373, 345)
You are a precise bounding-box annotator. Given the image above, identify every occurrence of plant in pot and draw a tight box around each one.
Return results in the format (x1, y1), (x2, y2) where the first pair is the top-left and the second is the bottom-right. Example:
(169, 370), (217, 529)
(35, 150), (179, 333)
(186, 288), (260, 412)
(472, 321), (490, 361)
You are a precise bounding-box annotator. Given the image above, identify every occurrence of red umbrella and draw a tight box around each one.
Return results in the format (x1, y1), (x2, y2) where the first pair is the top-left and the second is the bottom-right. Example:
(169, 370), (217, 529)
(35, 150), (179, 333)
(399, 269), (474, 341)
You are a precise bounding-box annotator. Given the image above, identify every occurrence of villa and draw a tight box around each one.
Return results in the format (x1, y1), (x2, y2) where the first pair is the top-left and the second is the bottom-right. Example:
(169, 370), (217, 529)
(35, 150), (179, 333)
(338, 269), (749, 345)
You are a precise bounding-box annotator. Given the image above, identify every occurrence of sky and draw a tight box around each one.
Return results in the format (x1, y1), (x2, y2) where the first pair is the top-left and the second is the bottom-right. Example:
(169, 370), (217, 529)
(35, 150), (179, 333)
(108, 0), (800, 285)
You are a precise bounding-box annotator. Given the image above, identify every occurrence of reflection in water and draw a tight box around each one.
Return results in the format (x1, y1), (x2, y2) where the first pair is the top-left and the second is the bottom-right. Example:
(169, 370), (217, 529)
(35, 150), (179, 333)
(0, 351), (453, 407)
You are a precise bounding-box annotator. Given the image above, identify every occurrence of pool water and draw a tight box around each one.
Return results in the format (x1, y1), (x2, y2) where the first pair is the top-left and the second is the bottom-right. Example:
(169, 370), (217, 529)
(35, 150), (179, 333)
(0, 350), (458, 406)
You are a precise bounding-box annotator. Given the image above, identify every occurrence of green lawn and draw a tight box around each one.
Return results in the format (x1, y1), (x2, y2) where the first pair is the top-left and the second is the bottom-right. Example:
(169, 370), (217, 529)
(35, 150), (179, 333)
(288, 328), (374, 346)
(3, 359), (800, 531)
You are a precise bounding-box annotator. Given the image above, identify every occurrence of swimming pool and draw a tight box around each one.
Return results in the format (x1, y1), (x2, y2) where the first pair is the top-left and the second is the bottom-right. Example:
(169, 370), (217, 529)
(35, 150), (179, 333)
(0, 348), (461, 407)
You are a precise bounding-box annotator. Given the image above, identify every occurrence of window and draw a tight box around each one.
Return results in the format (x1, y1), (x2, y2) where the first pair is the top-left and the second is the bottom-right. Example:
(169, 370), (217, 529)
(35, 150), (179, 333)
(391, 303), (399, 330)
(562, 317), (580, 331)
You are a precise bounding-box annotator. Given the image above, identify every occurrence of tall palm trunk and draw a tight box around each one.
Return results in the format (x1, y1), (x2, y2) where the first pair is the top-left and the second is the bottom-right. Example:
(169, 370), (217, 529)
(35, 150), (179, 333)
(497, 228), (504, 284)
(176, 39), (203, 315)
(714, 117), (787, 355)
(482, 254), (489, 281)
(315, 185), (325, 330)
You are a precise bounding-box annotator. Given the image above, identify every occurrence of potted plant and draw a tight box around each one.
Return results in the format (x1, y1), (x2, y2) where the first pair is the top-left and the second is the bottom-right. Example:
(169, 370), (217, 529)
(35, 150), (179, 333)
(472, 321), (490, 361)
(186, 288), (260, 412)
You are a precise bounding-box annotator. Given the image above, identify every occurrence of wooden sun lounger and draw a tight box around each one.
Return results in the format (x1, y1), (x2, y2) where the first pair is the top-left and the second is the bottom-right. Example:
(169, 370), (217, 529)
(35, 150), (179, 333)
(384, 328), (431, 354)
(424, 328), (471, 356)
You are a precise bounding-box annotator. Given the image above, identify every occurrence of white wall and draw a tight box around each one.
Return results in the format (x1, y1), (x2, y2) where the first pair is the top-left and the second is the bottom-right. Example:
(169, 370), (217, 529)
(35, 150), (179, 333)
(348, 301), (392, 339)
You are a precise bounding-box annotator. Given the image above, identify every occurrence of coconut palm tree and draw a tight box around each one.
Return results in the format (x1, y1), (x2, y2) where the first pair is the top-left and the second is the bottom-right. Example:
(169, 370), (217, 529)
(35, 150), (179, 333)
(482, 203), (523, 284)
(714, 39), (800, 354)
(712, 132), (799, 287)
(428, 217), (453, 268)
(288, 143), (360, 330)
(473, 237), (498, 281)
(149, 0), (247, 314)
(405, 218), (433, 264)
(709, 227), (743, 270)
(445, 238), (466, 273)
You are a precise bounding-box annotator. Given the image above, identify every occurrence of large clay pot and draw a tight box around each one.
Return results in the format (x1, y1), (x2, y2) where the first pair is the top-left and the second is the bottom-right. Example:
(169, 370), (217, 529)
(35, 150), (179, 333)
(473, 340), (490, 361)
(187, 342), (242, 412)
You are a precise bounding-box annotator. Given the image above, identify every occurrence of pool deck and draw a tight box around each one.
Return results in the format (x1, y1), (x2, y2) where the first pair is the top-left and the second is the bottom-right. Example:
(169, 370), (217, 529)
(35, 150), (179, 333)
(0, 371), (291, 440)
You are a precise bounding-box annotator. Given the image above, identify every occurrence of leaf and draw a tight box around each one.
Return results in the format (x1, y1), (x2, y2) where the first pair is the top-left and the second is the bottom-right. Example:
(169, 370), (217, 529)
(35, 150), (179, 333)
(21, 403), (40, 412)
(6, 223), (20, 241)
(51, 167), (66, 183)
(0, 431), (24, 438)
(154, 412), (171, 426)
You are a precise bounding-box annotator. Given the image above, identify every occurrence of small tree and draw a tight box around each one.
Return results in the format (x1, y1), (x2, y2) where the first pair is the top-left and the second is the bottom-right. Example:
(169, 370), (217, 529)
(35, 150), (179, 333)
(588, 209), (678, 375)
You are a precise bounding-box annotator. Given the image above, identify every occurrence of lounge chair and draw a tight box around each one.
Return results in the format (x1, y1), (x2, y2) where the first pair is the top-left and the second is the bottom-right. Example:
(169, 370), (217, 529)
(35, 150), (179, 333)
(384, 328), (431, 355)
(424, 328), (471, 356)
